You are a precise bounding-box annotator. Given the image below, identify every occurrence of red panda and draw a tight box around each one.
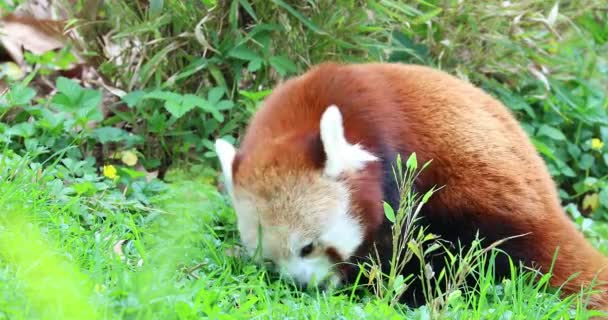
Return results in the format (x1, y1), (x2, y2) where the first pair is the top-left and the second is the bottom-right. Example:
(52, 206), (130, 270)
(214, 62), (608, 310)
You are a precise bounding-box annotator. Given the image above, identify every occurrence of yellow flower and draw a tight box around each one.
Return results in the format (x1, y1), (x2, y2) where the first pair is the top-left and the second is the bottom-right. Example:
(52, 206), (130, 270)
(591, 138), (604, 151)
(103, 165), (118, 180)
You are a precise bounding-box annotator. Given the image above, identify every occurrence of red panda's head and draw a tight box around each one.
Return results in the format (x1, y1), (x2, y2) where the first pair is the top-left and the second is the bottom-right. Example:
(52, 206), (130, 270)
(215, 106), (381, 287)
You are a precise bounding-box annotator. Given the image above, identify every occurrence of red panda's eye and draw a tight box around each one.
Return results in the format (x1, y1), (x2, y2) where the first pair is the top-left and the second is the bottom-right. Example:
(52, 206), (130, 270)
(300, 243), (314, 257)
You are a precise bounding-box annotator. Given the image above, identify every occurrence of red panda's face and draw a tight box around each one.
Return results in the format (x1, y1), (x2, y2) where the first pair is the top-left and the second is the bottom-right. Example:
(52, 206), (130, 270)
(215, 106), (378, 287)
(229, 173), (363, 287)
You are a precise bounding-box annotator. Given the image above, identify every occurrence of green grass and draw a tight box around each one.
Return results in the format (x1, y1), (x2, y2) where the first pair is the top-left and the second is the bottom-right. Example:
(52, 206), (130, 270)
(1, 154), (606, 320)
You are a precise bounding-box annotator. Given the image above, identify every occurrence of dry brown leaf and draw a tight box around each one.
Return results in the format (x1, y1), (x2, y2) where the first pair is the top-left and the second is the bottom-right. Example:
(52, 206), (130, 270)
(0, 14), (68, 65)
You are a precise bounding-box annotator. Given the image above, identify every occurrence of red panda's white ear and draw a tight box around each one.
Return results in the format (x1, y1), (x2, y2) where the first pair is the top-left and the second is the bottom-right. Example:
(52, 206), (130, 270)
(320, 105), (378, 178)
(215, 138), (237, 196)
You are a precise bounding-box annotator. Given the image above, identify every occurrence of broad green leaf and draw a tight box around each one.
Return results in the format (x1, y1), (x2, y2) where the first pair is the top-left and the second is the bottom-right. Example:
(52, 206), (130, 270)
(80, 90), (102, 112)
(164, 99), (193, 119)
(122, 90), (146, 108)
(145, 90), (182, 102)
(208, 87), (225, 104)
(240, 89), (272, 102)
(92, 127), (129, 143)
(182, 94), (208, 109)
(531, 139), (557, 161)
(599, 188), (608, 207)
(560, 165), (576, 177)
(217, 100), (235, 110)
(269, 56), (298, 76)
(383, 202), (396, 223)
(7, 85), (36, 106)
(567, 143), (581, 158)
(149, 0), (163, 17)
(6, 122), (35, 137)
(56, 76), (82, 102)
(148, 110), (168, 133)
(579, 154), (595, 170)
(247, 58), (263, 72)
(537, 125), (566, 141)
(228, 45), (260, 61)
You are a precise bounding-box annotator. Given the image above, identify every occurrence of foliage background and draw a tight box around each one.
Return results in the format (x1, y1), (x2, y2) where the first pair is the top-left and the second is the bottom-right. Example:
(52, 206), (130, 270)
(0, 0), (607, 319)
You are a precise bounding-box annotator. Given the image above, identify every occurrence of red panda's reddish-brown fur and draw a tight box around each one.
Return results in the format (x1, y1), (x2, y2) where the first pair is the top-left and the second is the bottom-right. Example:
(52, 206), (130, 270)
(230, 62), (608, 310)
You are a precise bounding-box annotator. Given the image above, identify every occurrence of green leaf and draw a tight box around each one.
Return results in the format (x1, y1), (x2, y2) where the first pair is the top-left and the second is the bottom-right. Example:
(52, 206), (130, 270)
(182, 94), (208, 109)
(72, 181), (97, 195)
(228, 45), (260, 61)
(6, 122), (35, 137)
(407, 240), (423, 260)
(269, 56), (298, 76)
(567, 143), (581, 158)
(118, 167), (146, 179)
(51, 80), (102, 122)
(208, 87), (225, 104)
(560, 165), (576, 177)
(383, 202), (396, 223)
(56, 76), (82, 102)
(412, 8), (442, 25)
(149, 0), (163, 17)
(80, 90), (102, 112)
(122, 90), (146, 108)
(393, 274), (405, 292)
(247, 58), (263, 72)
(531, 138), (557, 161)
(164, 99), (194, 119)
(537, 125), (566, 141)
(217, 100), (234, 110)
(145, 90), (182, 102)
(271, 0), (326, 35)
(240, 89), (272, 102)
(422, 187), (435, 204)
(148, 110), (168, 133)
(579, 154), (595, 170)
(599, 188), (608, 207)
(7, 85), (36, 106)
(92, 127), (129, 143)
(406, 152), (418, 170)
(238, 0), (258, 21)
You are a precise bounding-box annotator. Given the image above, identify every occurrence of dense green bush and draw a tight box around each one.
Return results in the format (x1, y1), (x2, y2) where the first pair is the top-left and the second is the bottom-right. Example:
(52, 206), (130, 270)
(3, 0), (606, 220)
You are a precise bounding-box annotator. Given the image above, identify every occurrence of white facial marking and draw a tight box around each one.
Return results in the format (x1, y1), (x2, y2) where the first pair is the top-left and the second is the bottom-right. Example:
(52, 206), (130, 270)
(232, 177), (365, 288)
(319, 105), (378, 178)
(214, 138), (236, 196)
(280, 255), (334, 286)
(320, 204), (364, 261)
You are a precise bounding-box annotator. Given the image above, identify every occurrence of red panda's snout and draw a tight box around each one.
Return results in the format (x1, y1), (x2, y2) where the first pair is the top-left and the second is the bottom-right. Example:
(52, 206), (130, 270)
(215, 106), (378, 288)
